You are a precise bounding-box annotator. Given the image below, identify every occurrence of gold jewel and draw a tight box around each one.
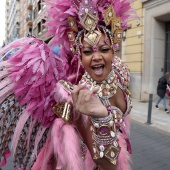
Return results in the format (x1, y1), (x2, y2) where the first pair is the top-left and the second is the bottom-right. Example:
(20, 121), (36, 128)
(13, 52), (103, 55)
(58, 80), (73, 94)
(103, 5), (115, 26)
(67, 31), (75, 42)
(68, 17), (78, 32)
(80, 12), (99, 31)
(79, 70), (119, 99)
(105, 144), (120, 165)
(84, 30), (102, 47)
(113, 29), (123, 43)
(52, 102), (72, 123)
(111, 18), (121, 33)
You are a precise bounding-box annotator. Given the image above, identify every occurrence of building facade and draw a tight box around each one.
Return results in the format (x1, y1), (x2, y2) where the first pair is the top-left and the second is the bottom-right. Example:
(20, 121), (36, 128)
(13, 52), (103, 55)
(5, 0), (50, 44)
(123, 0), (170, 100)
(141, 0), (170, 100)
(122, 0), (143, 99)
(5, 0), (20, 44)
(32, 0), (51, 42)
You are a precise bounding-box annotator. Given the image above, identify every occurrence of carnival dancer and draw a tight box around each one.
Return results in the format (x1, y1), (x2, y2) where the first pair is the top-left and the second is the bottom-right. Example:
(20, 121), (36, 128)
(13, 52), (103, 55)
(0, 0), (137, 169)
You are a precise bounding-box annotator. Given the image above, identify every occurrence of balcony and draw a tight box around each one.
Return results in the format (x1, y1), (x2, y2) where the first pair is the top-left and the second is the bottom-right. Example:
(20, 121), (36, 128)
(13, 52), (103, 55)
(27, 18), (33, 26)
(27, 12), (33, 26)
(27, 20), (33, 26)
(27, 0), (33, 10)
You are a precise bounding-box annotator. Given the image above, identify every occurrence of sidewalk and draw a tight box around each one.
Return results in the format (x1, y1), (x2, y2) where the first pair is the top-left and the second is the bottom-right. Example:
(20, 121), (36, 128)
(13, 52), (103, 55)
(131, 97), (170, 133)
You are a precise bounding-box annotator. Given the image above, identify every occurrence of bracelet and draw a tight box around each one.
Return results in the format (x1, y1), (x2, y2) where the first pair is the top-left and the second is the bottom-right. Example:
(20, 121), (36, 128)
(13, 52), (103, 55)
(52, 102), (72, 123)
(90, 108), (124, 165)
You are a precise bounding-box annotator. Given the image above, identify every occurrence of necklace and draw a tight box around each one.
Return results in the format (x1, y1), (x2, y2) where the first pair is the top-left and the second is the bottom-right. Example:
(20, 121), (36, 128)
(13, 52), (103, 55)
(79, 70), (119, 99)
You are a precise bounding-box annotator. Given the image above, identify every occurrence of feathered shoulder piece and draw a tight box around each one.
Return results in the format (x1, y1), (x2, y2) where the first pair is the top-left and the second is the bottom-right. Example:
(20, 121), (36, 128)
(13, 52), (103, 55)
(0, 37), (66, 168)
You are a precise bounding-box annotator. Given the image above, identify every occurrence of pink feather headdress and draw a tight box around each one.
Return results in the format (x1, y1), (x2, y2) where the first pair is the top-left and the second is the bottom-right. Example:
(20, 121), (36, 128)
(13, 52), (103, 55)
(44, 0), (138, 78)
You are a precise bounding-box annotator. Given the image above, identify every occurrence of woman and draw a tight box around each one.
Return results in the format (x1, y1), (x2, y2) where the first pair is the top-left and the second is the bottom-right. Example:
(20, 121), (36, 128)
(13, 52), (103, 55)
(0, 0), (136, 169)
(155, 72), (170, 113)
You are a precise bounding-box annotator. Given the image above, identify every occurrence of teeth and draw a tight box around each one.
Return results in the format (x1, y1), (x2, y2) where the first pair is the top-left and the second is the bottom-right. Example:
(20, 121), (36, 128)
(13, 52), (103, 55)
(92, 65), (103, 68)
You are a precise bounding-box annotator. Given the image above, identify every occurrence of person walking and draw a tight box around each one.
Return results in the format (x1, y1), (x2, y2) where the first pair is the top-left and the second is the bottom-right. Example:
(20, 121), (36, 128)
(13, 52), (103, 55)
(155, 72), (170, 113)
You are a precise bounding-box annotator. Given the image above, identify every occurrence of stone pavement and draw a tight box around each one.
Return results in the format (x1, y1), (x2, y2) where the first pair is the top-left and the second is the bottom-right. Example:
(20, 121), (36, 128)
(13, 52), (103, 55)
(130, 120), (170, 170)
(131, 97), (170, 133)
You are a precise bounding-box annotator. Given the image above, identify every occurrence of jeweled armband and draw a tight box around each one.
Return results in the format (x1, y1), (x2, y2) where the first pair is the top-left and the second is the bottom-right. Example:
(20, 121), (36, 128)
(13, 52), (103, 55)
(52, 102), (72, 123)
(90, 110), (124, 165)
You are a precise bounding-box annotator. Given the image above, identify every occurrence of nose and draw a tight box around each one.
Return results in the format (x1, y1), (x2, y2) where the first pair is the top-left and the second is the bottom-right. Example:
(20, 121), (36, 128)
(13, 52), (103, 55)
(92, 52), (102, 61)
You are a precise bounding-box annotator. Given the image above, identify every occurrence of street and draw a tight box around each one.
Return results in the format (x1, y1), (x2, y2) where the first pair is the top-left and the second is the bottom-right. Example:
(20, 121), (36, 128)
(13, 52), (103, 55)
(1, 120), (170, 170)
(131, 120), (170, 170)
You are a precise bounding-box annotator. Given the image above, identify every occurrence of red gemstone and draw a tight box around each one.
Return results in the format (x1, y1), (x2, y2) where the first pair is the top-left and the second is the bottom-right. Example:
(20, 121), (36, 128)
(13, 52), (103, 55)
(100, 126), (109, 134)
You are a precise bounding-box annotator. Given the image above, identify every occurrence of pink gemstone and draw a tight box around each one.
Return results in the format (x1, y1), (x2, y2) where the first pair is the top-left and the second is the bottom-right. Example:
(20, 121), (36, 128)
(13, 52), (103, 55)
(87, 83), (92, 88)
(85, 0), (88, 5)
(102, 88), (107, 94)
(81, 79), (86, 83)
(100, 126), (109, 134)
(105, 38), (109, 43)
(110, 88), (114, 93)
(93, 46), (98, 51)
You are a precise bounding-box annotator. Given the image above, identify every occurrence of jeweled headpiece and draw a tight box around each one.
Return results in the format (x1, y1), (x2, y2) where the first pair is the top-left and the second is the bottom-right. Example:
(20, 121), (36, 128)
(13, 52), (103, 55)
(44, 0), (137, 76)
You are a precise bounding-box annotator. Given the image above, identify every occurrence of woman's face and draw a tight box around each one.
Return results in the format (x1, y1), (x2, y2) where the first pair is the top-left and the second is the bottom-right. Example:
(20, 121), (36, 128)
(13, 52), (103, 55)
(81, 34), (113, 82)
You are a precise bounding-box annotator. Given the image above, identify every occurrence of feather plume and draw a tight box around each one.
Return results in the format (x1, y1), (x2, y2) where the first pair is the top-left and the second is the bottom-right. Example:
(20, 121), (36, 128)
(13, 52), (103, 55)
(62, 124), (84, 170)
(31, 135), (51, 170)
(84, 149), (95, 170)
(11, 111), (30, 155)
(51, 119), (65, 167)
(117, 133), (132, 170)
(0, 37), (66, 127)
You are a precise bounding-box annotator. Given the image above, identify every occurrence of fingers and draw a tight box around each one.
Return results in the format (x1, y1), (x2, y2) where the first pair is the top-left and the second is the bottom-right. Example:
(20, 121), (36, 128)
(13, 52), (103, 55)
(71, 85), (85, 104)
(71, 85), (99, 113)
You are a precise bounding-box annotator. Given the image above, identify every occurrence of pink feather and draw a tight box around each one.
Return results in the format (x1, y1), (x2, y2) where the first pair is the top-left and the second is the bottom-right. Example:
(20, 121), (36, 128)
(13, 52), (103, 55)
(51, 119), (66, 167)
(117, 133), (132, 170)
(31, 135), (52, 170)
(0, 83), (14, 104)
(11, 111), (30, 155)
(0, 78), (12, 90)
(62, 124), (84, 170)
(41, 138), (54, 170)
(32, 126), (48, 157)
(84, 149), (95, 170)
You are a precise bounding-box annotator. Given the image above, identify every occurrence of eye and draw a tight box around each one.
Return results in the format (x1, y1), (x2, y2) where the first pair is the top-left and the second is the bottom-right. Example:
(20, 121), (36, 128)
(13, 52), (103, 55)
(100, 48), (110, 53)
(83, 50), (93, 55)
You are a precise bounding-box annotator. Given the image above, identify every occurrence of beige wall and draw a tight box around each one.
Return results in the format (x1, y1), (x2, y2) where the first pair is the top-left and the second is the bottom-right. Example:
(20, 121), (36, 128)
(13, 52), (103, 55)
(122, 0), (143, 99)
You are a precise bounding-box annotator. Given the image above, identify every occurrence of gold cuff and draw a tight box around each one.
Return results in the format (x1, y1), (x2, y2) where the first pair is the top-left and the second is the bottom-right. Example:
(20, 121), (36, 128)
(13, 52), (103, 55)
(52, 102), (72, 123)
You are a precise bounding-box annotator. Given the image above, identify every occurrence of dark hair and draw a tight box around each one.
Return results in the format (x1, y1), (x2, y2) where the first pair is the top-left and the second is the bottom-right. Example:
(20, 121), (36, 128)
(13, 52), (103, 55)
(165, 72), (170, 80)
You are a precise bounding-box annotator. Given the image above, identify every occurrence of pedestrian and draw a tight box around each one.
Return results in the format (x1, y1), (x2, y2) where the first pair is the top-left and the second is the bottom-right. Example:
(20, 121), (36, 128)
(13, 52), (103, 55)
(155, 72), (170, 113)
(0, 0), (137, 170)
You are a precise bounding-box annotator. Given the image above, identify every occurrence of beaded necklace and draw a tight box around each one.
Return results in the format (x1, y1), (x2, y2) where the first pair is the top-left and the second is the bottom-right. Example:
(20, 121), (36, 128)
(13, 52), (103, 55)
(79, 69), (119, 99)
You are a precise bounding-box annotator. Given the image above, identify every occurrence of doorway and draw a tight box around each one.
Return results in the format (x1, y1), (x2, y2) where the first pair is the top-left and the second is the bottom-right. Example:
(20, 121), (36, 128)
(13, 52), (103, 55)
(165, 22), (170, 73)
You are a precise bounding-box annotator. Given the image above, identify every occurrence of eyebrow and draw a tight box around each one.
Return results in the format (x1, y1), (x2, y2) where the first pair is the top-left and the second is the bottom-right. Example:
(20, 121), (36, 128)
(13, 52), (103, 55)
(83, 43), (109, 49)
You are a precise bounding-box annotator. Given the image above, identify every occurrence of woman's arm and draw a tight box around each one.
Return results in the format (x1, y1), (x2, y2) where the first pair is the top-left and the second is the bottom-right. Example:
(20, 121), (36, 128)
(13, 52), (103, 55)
(72, 85), (126, 170)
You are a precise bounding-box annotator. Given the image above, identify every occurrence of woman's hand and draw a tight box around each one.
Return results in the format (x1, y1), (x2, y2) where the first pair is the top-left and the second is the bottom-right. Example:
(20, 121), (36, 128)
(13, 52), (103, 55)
(71, 85), (108, 118)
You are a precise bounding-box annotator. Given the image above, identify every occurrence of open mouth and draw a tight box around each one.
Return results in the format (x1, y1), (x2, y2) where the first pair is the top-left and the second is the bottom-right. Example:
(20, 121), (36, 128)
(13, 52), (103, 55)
(91, 64), (105, 75)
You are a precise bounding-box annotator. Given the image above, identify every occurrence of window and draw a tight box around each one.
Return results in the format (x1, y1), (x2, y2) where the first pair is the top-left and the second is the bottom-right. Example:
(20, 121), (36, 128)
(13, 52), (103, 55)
(165, 22), (170, 73)
(38, 0), (42, 13)
(33, 8), (37, 19)
(33, 28), (37, 36)
(38, 22), (41, 34)
(28, 27), (32, 35)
